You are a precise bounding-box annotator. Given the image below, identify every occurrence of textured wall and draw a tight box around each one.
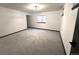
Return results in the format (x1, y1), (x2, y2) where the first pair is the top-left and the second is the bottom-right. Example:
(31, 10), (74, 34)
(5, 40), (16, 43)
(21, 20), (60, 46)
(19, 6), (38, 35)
(0, 7), (28, 37)
(28, 10), (62, 31)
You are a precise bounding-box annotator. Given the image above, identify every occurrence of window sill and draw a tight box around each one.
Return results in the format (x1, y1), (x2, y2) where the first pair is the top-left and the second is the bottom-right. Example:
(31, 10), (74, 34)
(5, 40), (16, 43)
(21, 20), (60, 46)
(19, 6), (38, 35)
(37, 22), (46, 23)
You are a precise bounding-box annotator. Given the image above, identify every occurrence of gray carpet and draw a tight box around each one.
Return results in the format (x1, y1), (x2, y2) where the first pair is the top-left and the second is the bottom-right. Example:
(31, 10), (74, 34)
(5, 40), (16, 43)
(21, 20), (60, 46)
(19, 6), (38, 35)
(0, 28), (65, 55)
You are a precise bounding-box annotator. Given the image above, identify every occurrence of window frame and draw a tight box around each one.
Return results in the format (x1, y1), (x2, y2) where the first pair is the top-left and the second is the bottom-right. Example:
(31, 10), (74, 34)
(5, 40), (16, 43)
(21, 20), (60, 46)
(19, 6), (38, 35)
(36, 15), (46, 23)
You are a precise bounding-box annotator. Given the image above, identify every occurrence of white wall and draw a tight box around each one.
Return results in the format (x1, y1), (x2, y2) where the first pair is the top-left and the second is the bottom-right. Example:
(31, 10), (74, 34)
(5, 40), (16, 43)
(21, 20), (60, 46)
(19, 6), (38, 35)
(28, 11), (62, 31)
(60, 3), (78, 54)
(0, 7), (28, 37)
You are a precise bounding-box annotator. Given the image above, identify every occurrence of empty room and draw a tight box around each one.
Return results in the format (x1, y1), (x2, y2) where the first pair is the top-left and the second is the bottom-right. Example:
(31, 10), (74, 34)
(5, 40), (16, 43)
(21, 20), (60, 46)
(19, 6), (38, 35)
(0, 3), (79, 55)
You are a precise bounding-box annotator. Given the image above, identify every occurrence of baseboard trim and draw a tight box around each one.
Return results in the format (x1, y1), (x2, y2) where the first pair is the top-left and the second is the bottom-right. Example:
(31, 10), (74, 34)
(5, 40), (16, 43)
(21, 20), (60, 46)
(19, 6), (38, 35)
(28, 27), (59, 32)
(59, 32), (66, 55)
(0, 28), (27, 38)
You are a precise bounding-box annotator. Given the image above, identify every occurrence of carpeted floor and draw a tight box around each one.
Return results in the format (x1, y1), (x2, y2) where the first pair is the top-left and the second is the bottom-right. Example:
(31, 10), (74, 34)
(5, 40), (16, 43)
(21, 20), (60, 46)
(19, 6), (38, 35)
(0, 28), (65, 55)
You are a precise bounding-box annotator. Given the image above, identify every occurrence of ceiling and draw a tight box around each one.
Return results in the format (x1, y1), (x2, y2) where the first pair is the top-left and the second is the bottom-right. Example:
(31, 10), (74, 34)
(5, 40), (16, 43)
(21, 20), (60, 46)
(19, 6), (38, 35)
(0, 3), (64, 13)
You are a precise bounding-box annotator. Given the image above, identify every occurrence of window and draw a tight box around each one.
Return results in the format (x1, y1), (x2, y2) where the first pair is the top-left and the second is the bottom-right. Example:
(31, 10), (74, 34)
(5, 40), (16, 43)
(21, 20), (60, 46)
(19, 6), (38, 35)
(37, 15), (46, 23)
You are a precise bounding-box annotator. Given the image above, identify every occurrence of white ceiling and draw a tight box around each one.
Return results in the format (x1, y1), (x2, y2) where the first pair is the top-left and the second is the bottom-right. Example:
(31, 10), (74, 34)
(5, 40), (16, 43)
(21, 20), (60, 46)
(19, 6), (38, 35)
(0, 3), (64, 13)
